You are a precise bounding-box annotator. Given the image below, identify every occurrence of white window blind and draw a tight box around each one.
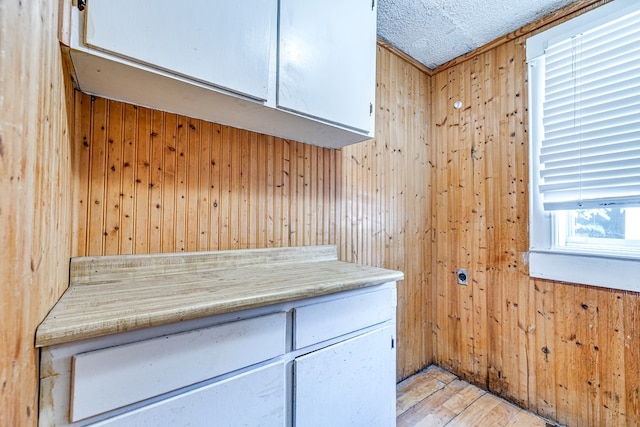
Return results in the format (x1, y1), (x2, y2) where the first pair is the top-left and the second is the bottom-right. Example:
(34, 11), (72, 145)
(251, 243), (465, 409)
(538, 8), (640, 211)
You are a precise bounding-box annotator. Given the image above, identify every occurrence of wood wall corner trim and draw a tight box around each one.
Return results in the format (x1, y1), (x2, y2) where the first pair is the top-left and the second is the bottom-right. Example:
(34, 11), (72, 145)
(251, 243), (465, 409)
(376, 38), (434, 77)
(58, 0), (72, 46)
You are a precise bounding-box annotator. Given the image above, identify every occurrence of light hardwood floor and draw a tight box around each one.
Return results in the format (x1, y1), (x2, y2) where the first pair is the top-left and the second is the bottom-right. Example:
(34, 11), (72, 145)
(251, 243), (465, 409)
(397, 366), (557, 426)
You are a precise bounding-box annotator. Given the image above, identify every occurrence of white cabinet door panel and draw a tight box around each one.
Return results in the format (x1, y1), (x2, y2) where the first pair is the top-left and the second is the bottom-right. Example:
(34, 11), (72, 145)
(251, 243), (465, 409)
(85, 0), (276, 100)
(294, 326), (395, 427)
(91, 361), (286, 427)
(278, 0), (376, 132)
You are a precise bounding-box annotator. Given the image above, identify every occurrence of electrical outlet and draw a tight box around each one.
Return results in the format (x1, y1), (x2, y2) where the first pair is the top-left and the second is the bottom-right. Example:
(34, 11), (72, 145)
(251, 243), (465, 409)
(457, 268), (468, 285)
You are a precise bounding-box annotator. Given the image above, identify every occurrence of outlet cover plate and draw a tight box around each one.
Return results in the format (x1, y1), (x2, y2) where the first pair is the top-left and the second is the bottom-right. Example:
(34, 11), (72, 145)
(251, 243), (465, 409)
(457, 268), (468, 285)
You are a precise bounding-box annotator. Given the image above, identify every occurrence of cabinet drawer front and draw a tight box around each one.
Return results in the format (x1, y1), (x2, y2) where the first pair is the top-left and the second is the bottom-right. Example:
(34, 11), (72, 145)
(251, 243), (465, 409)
(71, 312), (285, 422)
(294, 287), (395, 349)
(90, 361), (286, 427)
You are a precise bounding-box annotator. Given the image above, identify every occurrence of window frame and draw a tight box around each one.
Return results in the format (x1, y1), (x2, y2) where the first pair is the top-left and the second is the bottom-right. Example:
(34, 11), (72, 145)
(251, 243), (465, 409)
(527, 0), (640, 292)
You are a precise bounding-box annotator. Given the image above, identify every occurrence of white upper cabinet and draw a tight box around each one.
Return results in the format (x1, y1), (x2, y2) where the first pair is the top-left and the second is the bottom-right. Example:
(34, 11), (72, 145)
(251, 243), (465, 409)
(84, 0), (276, 101)
(67, 0), (376, 148)
(278, 0), (377, 132)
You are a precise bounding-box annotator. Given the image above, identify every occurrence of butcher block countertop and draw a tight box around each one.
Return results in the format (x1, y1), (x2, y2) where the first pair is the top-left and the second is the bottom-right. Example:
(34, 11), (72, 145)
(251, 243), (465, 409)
(36, 246), (404, 347)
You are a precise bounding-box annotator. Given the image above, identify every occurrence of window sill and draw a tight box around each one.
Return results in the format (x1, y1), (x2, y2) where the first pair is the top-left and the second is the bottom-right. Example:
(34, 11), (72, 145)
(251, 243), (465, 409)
(529, 250), (640, 292)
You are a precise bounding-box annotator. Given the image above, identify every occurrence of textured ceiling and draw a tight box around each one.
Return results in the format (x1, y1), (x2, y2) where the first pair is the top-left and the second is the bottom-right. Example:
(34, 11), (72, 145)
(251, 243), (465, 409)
(377, 0), (576, 69)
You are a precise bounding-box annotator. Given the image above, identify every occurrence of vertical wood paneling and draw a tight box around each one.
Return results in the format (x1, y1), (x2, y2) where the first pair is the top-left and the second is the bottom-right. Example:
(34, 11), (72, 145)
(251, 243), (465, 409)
(341, 46), (432, 379)
(624, 291), (640, 423)
(88, 97), (107, 254)
(430, 4), (640, 424)
(255, 133), (266, 247)
(174, 116), (187, 252)
(205, 123), (219, 251)
(185, 118), (200, 252)
(120, 103), (138, 254)
(134, 105), (151, 253)
(271, 136), (282, 247)
(73, 95), (92, 257)
(105, 100), (123, 255)
(0, 1), (74, 425)
(149, 111), (164, 253)
(161, 112), (176, 252)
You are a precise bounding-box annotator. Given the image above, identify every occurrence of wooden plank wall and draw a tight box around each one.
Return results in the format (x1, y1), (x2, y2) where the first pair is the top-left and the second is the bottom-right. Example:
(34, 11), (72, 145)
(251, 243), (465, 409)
(358, 47), (432, 378)
(71, 46), (432, 380)
(429, 1), (640, 425)
(0, 1), (75, 426)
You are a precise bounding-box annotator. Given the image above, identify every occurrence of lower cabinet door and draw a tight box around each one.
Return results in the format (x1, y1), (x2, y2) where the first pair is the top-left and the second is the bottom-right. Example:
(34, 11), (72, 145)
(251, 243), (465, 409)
(293, 326), (395, 427)
(91, 361), (286, 427)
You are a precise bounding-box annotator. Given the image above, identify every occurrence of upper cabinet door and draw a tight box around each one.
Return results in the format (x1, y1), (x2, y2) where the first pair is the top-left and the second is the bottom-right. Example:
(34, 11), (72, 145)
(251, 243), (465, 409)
(84, 0), (276, 101)
(278, 0), (377, 133)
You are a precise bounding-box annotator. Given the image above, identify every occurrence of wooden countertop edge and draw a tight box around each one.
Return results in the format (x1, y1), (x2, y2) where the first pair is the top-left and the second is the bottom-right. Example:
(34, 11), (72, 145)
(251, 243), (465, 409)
(36, 261), (403, 348)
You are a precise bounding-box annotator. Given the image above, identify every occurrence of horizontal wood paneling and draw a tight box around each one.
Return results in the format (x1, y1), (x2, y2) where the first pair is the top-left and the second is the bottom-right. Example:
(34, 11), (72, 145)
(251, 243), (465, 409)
(430, 3), (640, 425)
(71, 45), (432, 380)
(0, 1), (74, 426)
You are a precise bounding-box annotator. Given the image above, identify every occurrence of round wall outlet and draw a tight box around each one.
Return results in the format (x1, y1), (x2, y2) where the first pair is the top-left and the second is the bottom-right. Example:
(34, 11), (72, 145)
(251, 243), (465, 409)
(457, 268), (468, 285)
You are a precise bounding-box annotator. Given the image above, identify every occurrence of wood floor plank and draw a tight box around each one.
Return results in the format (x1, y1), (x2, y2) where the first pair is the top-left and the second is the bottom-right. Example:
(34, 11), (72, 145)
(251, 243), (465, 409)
(398, 366), (555, 427)
(398, 379), (474, 427)
(441, 381), (487, 414)
(448, 393), (519, 426)
(397, 365), (458, 414)
(505, 409), (551, 427)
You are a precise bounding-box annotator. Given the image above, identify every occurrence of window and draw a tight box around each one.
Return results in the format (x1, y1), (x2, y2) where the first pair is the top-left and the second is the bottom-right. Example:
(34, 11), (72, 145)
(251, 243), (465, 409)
(527, 0), (640, 292)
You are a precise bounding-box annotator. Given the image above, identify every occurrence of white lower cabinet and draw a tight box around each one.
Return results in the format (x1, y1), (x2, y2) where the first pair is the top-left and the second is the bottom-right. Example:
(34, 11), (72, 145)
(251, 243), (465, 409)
(38, 284), (396, 427)
(294, 326), (396, 427)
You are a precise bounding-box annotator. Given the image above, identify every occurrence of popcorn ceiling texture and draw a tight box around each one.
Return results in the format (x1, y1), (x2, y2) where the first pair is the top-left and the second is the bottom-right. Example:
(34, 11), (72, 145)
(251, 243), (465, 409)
(377, 0), (576, 69)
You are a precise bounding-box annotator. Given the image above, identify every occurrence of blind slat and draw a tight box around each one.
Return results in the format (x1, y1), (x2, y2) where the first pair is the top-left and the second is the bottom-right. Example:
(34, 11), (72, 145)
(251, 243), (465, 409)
(541, 161), (640, 180)
(543, 101), (640, 135)
(545, 9), (640, 63)
(540, 124), (640, 150)
(546, 41), (640, 82)
(541, 159), (640, 180)
(546, 30), (640, 73)
(545, 65), (640, 107)
(543, 116), (640, 147)
(543, 148), (640, 170)
(538, 8), (640, 211)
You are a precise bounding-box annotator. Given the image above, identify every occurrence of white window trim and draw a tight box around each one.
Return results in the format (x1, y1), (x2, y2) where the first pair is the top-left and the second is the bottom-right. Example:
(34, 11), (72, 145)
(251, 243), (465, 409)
(527, 0), (640, 293)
